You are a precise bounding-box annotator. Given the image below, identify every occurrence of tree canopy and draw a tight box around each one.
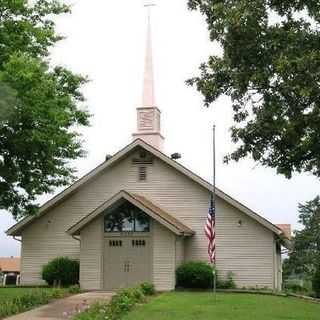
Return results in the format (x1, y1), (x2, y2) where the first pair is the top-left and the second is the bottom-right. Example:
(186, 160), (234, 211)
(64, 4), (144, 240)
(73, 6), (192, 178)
(0, 1), (90, 219)
(187, 0), (320, 179)
(285, 196), (320, 278)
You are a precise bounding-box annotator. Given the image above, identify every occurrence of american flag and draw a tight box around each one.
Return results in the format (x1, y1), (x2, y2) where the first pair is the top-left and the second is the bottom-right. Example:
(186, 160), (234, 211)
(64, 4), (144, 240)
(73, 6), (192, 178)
(205, 195), (216, 264)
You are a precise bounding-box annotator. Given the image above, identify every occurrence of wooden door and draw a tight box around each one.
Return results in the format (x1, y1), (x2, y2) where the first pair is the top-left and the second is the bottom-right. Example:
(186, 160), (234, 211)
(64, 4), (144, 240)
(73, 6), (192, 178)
(104, 236), (151, 290)
(104, 238), (127, 290)
(127, 236), (152, 287)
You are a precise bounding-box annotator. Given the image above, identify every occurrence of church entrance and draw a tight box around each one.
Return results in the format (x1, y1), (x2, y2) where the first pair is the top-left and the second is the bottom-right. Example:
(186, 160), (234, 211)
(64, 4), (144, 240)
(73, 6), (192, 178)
(103, 235), (151, 290)
(103, 201), (152, 290)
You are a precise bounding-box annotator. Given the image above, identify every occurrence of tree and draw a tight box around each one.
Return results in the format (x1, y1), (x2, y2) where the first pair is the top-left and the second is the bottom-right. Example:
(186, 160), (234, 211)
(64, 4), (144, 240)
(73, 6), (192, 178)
(313, 263), (320, 297)
(187, 0), (320, 179)
(288, 196), (320, 277)
(0, 1), (90, 219)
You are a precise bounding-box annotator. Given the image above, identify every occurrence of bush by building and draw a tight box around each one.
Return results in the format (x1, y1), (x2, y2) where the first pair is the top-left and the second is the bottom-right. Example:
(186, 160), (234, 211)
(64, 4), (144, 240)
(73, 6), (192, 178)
(176, 261), (214, 289)
(42, 257), (79, 287)
(140, 282), (155, 296)
(176, 261), (236, 290)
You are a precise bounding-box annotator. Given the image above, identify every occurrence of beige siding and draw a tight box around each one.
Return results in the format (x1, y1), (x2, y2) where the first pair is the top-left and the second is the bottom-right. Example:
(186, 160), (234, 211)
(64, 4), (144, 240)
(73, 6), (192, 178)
(214, 199), (275, 289)
(20, 203), (80, 285)
(20, 149), (278, 289)
(275, 244), (282, 291)
(175, 236), (185, 268)
(152, 221), (175, 291)
(80, 216), (104, 290)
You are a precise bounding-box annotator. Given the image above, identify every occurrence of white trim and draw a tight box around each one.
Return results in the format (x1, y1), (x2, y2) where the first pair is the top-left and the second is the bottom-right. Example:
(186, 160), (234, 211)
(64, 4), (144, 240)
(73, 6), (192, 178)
(67, 190), (191, 236)
(6, 139), (283, 237)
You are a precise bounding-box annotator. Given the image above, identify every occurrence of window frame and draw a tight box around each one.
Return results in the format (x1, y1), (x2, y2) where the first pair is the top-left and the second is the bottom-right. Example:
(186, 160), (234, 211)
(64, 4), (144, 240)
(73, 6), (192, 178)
(104, 202), (150, 233)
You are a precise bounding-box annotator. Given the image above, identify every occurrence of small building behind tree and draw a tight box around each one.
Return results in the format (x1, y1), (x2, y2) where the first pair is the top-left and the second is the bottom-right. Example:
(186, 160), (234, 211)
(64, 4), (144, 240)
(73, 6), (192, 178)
(0, 257), (21, 286)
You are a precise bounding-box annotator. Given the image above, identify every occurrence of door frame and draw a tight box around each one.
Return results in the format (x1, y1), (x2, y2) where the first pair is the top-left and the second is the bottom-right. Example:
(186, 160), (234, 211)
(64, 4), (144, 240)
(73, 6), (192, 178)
(102, 223), (154, 290)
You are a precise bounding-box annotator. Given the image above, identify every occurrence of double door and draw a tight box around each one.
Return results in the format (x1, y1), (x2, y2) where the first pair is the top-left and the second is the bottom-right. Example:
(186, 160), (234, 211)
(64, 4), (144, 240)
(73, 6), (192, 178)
(104, 236), (151, 290)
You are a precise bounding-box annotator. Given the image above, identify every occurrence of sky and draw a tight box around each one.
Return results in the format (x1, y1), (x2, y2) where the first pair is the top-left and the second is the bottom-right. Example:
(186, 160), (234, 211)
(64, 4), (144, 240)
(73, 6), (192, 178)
(0, 0), (319, 257)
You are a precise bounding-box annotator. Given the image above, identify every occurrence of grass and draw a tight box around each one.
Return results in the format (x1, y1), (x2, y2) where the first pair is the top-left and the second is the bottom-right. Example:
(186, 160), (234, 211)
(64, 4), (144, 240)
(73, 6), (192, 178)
(0, 287), (45, 301)
(122, 292), (320, 320)
(0, 287), (69, 319)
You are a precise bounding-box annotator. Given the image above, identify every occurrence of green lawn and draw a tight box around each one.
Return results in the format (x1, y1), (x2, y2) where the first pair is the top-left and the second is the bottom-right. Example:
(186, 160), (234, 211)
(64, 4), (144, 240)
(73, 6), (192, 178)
(122, 292), (320, 320)
(0, 287), (69, 319)
(0, 287), (43, 301)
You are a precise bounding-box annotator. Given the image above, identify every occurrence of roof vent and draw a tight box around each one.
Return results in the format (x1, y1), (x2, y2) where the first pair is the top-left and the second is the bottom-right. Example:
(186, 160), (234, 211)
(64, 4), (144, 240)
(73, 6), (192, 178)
(105, 154), (112, 162)
(171, 153), (181, 160)
(138, 166), (147, 181)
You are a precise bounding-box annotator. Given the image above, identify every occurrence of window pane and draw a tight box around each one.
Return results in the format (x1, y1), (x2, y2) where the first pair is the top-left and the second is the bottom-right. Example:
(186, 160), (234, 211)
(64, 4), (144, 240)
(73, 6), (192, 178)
(104, 212), (123, 232)
(104, 202), (150, 232)
(135, 211), (150, 232)
(122, 215), (134, 231)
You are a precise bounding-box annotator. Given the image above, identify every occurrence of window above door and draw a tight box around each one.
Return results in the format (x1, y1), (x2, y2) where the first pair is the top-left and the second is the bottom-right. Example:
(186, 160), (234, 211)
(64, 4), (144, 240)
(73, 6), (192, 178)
(104, 201), (150, 233)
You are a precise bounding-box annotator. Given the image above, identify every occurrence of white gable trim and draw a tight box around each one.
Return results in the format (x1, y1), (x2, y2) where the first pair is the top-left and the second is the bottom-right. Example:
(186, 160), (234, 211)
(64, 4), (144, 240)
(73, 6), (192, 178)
(67, 190), (194, 236)
(6, 139), (283, 237)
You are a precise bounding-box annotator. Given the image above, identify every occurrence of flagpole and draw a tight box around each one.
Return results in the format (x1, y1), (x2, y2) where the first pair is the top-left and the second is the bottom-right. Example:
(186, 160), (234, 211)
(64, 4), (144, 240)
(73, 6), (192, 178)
(213, 124), (217, 300)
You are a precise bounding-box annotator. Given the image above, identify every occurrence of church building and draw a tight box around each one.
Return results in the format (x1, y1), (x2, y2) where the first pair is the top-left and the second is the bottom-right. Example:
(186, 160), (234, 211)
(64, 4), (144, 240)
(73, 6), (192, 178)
(6, 14), (290, 292)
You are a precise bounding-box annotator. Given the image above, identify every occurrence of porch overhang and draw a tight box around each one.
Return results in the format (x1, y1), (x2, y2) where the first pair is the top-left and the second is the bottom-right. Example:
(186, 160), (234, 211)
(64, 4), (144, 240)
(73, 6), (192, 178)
(66, 190), (195, 237)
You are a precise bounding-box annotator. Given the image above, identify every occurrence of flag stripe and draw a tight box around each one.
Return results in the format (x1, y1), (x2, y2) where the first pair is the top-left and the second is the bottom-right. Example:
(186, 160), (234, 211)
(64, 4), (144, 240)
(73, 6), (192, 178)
(205, 196), (216, 264)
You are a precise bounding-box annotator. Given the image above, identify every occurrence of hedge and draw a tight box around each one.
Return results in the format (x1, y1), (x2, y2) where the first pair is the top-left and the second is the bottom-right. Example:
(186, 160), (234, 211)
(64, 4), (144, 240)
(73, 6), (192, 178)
(176, 261), (236, 289)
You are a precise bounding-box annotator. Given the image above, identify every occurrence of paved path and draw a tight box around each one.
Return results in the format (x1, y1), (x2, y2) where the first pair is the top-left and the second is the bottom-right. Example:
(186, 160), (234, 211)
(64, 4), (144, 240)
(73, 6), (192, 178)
(5, 292), (114, 320)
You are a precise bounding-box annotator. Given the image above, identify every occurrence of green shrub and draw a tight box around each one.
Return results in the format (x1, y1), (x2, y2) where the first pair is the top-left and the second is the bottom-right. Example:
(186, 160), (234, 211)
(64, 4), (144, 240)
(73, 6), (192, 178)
(68, 284), (81, 294)
(284, 282), (309, 294)
(312, 264), (320, 298)
(42, 257), (79, 287)
(217, 272), (236, 289)
(140, 282), (155, 296)
(176, 261), (214, 289)
(73, 285), (148, 320)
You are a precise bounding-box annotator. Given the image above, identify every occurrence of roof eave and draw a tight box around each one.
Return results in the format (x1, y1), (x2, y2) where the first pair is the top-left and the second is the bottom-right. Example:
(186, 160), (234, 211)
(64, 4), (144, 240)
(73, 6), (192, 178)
(7, 138), (284, 238)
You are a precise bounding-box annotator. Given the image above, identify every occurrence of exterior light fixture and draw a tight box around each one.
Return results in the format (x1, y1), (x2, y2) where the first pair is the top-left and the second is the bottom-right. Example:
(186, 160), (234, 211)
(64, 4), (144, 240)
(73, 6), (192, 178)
(171, 153), (181, 160)
(105, 154), (112, 161)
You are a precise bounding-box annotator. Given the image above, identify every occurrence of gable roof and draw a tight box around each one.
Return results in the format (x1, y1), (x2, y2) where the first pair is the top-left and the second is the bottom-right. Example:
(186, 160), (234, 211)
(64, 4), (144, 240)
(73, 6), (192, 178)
(0, 257), (20, 273)
(67, 190), (194, 236)
(6, 139), (283, 238)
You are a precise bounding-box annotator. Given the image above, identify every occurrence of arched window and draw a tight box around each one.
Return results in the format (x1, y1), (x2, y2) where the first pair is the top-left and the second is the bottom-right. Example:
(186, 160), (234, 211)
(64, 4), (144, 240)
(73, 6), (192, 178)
(104, 202), (150, 232)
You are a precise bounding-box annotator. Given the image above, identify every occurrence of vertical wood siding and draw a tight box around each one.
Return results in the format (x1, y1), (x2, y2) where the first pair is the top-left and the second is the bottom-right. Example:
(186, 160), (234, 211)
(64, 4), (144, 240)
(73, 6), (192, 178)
(20, 149), (278, 289)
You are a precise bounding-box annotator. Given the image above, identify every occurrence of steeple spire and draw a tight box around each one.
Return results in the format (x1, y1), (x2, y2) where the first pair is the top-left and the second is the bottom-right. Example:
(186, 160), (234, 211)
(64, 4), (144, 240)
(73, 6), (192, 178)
(142, 9), (155, 107)
(132, 2), (165, 151)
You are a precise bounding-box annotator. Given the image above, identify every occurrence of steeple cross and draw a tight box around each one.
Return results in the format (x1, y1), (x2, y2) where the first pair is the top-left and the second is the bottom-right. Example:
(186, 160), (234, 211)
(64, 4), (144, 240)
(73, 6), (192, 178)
(144, 1), (156, 16)
(143, 1), (156, 8)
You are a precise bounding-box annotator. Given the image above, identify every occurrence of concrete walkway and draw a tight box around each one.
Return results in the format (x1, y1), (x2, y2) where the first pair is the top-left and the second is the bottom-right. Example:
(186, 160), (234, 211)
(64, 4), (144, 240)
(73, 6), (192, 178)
(5, 292), (114, 320)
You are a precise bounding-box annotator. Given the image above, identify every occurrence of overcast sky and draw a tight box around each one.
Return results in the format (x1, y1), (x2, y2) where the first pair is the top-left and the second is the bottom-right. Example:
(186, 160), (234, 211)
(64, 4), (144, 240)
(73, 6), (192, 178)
(0, 0), (319, 257)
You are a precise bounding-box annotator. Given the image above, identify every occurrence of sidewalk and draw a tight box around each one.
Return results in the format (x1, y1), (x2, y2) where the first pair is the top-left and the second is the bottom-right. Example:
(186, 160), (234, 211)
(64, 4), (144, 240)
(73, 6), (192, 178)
(5, 292), (114, 320)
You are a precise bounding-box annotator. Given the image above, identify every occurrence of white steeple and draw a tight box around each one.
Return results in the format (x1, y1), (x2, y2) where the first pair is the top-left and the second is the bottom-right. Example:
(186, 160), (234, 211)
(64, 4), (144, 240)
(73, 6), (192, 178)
(142, 12), (155, 107)
(132, 3), (164, 151)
